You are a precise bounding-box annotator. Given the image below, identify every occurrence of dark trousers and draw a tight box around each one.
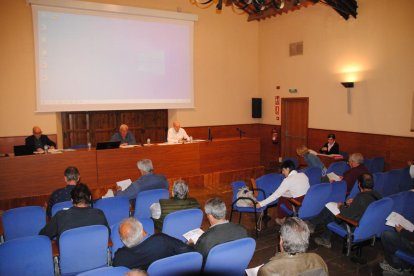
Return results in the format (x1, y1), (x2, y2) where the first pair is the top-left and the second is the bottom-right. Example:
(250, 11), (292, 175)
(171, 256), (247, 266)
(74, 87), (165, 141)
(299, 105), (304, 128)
(381, 229), (414, 269)
(310, 207), (338, 241)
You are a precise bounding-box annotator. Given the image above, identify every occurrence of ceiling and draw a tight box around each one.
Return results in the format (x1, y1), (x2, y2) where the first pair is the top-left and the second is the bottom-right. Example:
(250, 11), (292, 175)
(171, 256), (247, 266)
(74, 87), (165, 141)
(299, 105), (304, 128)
(196, 0), (358, 21)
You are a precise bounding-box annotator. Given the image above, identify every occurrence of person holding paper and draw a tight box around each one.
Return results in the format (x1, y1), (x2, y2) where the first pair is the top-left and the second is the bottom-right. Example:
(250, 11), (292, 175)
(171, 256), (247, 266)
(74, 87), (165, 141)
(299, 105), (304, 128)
(115, 159), (168, 203)
(380, 224), (414, 274)
(341, 153), (370, 193)
(193, 197), (248, 261)
(45, 166), (80, 218)
(152, 180), (200, 231)
(311, 173), (381, 249)
(255, 160), (310, 226)
(258, 217), (328, 276)
(113, 217), (193, 270)
(319, 133), (339, 155)
(110, 124), (136, 146)
(25, 126), (56, 152)
(167, 121), (189, 143)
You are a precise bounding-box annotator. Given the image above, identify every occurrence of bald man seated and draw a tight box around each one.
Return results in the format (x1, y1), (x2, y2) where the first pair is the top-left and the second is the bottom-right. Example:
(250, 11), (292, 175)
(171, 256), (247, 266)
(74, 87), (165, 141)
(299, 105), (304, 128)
(25, 126), (56, 152)
(110, 124), (137, 146)
(167, 121), (189, 143)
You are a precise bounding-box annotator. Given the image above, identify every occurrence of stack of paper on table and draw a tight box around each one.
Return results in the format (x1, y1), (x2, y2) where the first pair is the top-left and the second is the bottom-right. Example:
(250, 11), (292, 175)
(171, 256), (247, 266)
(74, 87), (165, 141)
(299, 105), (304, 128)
(117, 179), (132, 191)
(183, 228), (204, 244)
(386, 212), (414, 232)
(327, 172), (341, 182)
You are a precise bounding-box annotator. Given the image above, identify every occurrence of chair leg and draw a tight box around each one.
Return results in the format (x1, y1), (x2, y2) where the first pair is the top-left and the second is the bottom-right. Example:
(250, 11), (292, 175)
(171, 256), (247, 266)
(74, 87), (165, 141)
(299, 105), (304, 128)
(53, 256), (60, 276)
(254, 211), (259, 238)
(345, 224), (352, 256)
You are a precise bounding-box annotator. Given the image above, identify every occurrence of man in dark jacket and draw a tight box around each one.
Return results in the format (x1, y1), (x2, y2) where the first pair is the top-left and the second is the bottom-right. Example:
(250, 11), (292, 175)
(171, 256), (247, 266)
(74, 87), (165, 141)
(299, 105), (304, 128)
(25, 126), (56, 152)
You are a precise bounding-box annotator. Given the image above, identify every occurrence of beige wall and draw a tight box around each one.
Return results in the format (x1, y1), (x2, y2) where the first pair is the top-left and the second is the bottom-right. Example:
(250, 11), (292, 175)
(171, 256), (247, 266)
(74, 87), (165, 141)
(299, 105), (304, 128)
(259, 0), (414, 137)
(1, 0), (413, 140)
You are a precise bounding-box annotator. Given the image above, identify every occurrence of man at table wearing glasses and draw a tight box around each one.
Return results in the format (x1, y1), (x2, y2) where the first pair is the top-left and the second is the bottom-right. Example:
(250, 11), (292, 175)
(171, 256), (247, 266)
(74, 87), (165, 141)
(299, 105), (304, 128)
(25, 126), (56, 152)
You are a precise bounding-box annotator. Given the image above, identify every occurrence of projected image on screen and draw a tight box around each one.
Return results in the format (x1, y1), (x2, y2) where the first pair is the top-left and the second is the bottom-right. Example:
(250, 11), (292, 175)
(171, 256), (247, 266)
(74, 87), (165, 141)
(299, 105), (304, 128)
(32, 5), (195, 112)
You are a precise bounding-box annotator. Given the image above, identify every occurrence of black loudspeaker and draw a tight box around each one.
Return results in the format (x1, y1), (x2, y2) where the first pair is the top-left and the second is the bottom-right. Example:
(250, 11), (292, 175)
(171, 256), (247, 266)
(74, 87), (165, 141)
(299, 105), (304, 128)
(252, 98), (262, 118)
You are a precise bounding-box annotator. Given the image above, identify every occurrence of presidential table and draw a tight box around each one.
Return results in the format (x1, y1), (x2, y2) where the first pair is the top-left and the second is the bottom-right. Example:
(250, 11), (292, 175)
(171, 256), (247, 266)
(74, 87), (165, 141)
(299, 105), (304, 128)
(0, 138), (263, 208)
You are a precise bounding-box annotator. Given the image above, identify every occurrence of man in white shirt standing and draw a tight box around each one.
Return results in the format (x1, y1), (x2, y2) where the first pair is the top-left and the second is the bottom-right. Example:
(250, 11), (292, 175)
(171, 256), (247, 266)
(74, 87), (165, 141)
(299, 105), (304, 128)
(167, 121), (189, 143)
(256, 160), (310, 226)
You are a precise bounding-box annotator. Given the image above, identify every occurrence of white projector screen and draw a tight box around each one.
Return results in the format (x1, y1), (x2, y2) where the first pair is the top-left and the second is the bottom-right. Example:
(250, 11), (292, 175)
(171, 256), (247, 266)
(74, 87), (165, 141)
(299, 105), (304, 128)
(30, 1), (196, 112)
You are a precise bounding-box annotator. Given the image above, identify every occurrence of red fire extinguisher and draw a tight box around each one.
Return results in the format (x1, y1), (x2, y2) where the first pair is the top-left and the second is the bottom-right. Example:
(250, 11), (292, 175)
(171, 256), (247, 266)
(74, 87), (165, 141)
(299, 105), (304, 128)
(272, 128), (278, 144)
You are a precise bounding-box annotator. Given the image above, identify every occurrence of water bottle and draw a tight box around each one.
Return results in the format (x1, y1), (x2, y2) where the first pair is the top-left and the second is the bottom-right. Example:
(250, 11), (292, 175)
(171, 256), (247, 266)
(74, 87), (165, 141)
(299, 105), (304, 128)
(147, 138), (151, 145)
(87, 142), (92, 150)
(44, 145), (49, 154)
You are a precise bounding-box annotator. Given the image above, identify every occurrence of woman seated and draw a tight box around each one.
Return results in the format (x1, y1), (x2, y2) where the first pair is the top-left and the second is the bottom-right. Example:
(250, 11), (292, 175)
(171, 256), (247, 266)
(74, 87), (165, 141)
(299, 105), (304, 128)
(151, 180), (200, 231)
(319, 133), (339, 155)
(296, 145), (327, 176)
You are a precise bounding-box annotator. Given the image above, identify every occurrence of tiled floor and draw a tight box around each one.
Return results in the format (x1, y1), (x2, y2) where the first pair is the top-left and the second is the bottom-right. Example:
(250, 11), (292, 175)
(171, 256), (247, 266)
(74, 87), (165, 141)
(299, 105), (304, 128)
(191, 187), (395, 276)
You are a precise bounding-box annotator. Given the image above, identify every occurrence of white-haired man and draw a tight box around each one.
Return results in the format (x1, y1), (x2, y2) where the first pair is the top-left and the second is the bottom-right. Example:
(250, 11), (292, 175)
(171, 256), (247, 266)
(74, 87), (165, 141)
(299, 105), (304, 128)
(113, 217), (193, 270)
(167, 121), (189, 143)
(110, 124), (136, 146)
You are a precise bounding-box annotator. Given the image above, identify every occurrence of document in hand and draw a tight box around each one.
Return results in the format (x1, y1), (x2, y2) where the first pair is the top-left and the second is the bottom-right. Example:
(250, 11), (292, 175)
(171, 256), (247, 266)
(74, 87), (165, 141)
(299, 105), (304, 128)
(183, 228), (204, 244)
(327, 172), (341, 182)
(116, 179), (132, 191)
(325, 202), (341, 215)
(245, 264), (264, 276)
(386, 212), (414, 232)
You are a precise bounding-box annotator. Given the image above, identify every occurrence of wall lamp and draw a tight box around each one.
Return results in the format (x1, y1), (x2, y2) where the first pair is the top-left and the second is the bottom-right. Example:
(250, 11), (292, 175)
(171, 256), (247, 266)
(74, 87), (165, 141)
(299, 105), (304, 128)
(341, 82), (354, 114)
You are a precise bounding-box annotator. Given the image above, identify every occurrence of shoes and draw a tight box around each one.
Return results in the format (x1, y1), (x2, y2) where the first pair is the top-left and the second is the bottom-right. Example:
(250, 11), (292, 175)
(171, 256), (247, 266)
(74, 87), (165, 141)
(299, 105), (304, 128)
(380, 260), (411, 275)
(305, 221), (316, 234)
(314, 237), (332, 249)
(275, 217), (286, 226)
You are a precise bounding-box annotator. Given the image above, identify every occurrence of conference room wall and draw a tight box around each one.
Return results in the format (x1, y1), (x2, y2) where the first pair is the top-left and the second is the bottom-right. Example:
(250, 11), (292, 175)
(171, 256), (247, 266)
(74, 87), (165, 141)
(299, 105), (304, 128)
(258, 0), (414, 138)
(0, 0), (259, 139)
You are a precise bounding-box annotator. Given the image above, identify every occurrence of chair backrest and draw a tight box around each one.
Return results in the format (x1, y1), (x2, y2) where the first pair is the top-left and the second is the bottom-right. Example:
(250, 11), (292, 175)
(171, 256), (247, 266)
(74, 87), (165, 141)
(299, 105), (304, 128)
(327, 181), (347, 203)
(134, 189), (169, 219)
(59, 225), (109, 275)
(380, 191), (414, 235)
(94, 196), (130, 226)
(346, 180), (360, 201)
(231, 180), (250, 204)
(51, 200), (73, 217)
(353, 197), (393, 242)
(283, 157), (299, 169)
(389, 167), (412, 193)
(370, 157), (385, 173)
(298, 183), (332, 220)
(374, 172), (399, 197)
(76, 266), (129, 276)
(363, 158), (374, 173)
(204, 237), (256, 276)
(254, 173), (284, 202)
(0, 235), (54, 276)
(2, 206), (46, 241)
(326, 161), (350, 176)
(147, 251), (203, 276)
(302, 167), (323, 186)
(110, 218), (154, 258)
(162, 209), (203, 242)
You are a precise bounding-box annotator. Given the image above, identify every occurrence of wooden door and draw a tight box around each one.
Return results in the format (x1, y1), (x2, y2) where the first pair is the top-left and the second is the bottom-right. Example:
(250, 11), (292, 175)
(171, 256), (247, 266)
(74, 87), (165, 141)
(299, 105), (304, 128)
(281, 98), (309, 159)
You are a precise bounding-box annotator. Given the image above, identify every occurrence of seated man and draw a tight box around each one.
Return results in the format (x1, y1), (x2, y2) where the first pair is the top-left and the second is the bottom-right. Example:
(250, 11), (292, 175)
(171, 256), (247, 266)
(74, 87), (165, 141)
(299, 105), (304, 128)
(258, 217), (328, 276)
(115, 159), (168, 203)
(113, 217), (193, 270)
(152, 179), (200, 231)
(167, 121), (189, 143)
(25, 126), (56, 152)
(256, 160), (310, 225)
(46, 166), (80, 218)
(193, 197), (248, 260)
(39, 183), (110, 243)
(380, 225), (414, 274)
(340, 152), (370, 193)
(110, 124), (136, 146)
(311, 173), (381, 249)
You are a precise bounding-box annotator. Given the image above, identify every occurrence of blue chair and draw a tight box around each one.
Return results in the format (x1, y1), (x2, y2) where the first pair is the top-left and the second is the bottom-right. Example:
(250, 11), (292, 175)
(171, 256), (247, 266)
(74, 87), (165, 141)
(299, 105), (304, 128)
(162, 209), (203, 242)
(2, 206), (46, 241)
(110, 218), (154, 258)
(283, 157), (299, 169)
(252, 173), (284, 206)
(389, 167), (412, 193)
(302, 167), (323, 186)
(280, 183), (332, 221)
(327, 197), (393, 257)
(77, 266), (129, 276)
(134, 189), (169, 219)
(230, 181), (266, 237)
(51, 200), (73, 217)
(0, 235), (54, 276)
(395, 250), (414, 266)
(59, 225), (109, 275)
(95, 196), (130, 226)
(147, 251), (203, 276)
(380, 191), (414, 236)
(203, 237), (256, 276)
(339, 151), (349, 160)
(328, 181), (347, 203)
(365, 157), (385, 173)
(326, 161), (350, 176)
(346, 180), (360, 200)
(374, 172), (399, 197)
(70, 144), (88, 149)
